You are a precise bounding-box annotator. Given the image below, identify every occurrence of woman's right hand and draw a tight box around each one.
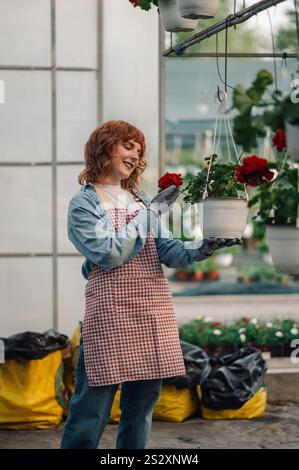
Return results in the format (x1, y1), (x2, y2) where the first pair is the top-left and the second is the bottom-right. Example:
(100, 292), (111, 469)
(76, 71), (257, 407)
(149, 185), (181, 215)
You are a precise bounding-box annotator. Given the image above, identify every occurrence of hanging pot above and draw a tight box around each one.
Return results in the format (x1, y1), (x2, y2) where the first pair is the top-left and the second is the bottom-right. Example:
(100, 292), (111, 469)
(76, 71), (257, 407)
(158, 0), (198, 32)
(285, 121), (299, 163)
(266, 225), (299, 275)
(178, 0), (220, 19)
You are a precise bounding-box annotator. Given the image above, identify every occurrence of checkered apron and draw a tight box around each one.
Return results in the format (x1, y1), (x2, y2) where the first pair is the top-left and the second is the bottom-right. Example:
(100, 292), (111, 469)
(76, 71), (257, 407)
(82, 199), (186, 386)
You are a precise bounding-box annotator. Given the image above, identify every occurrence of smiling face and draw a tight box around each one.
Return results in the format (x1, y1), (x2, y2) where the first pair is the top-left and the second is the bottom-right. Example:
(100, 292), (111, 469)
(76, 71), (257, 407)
(100, 140), (142, 185)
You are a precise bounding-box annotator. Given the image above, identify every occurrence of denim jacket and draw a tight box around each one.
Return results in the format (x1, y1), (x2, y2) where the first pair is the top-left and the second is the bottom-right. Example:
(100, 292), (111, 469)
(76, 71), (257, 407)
(67, 182), (209, 279)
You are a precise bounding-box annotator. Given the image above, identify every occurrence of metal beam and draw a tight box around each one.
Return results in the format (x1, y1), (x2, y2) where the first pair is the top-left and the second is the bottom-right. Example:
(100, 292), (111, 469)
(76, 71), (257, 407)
(0, 65), (97, 71)
(159, 16), (166, 177)
(0, 161), (84, 166)
(51, 0), (58, 331)
(0, 253), (82, 257)
(163, 0), (289, 57)
(165, 52), (298, 58)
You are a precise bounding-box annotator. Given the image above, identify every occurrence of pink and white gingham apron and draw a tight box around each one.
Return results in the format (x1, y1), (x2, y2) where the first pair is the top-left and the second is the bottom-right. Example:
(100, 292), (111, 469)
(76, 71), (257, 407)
(82, 196), (186, 386)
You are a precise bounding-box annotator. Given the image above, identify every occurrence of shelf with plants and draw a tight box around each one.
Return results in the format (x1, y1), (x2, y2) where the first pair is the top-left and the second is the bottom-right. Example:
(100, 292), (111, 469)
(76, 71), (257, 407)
(179, 316), (299, 357)
(174, 258), (220, 282)
(237, 262), (293, 285)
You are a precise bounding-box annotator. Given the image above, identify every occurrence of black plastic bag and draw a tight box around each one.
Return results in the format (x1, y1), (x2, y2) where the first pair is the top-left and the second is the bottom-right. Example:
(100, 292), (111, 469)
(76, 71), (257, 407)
(200, 347), (267, 410)
(1, 329), (69, 360)
(162, 340), (212, 389)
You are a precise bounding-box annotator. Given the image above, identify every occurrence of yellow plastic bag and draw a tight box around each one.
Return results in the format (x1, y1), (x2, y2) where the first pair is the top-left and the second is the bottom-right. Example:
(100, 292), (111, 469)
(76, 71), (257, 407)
(197, 385), (267, 419)
(108, 386), (121, 424)
(0, 350), (67, 429)
(153, 385), (199, 422)
(108, 384), (199, 424)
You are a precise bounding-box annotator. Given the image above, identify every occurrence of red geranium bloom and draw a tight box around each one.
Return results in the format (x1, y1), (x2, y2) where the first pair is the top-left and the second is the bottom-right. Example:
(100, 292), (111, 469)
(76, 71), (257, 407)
(211, 321), (222, 327)
(158, 172), (183, 190)
(235, 155), (275, 187)
(242, 316), (249, 323)
(272, 129), (287, 152)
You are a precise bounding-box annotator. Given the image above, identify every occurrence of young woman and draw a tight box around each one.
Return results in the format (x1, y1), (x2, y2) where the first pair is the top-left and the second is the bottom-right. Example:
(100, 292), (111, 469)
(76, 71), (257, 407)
(60, 120), (240, 449)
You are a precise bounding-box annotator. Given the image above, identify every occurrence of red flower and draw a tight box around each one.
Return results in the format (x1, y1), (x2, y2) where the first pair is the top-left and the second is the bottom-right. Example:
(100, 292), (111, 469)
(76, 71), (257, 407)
(129, 0), (140, 7)
(211, 321), (222, 327)
(242, 316), (249, 323)
(272, 129), (287, 152)
(158, 172), (183, 190)
(235, 155), (275, 187)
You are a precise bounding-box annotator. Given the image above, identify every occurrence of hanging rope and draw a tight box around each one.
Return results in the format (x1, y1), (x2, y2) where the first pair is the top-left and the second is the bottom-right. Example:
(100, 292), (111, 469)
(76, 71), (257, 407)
(225, 20), (228, 94)
(215, 33), (235, 92)
(203, 90), (249, 201)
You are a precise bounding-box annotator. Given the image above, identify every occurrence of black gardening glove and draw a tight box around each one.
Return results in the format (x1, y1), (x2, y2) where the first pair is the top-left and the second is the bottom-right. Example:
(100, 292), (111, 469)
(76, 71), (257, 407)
(150, 185), (181, 215)
(199, 237), (242, 257)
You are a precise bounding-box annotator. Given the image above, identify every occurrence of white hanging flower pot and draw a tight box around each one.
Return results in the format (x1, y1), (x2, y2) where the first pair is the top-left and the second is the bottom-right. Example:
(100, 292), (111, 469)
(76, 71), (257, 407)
(285, 121), (299, 163)
(266, 225), (299, 275)
(178, 0), (219, 19)
(158, 0), (198, 32)
(197, 197), (249, 238)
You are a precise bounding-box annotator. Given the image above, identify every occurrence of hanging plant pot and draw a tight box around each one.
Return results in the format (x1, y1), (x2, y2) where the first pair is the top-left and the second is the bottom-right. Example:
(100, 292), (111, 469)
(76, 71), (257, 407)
(266, 225), (299, 275)
(178, 0), (219, 19)
(158, 0), (198, 32)
(285, 121), (299, 163)
(197, 197), (249, 238)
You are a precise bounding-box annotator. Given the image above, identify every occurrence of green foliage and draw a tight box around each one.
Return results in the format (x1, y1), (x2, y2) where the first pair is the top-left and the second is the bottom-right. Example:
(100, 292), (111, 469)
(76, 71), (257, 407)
(251, 220), (266, 241)
(232, 69), (273, 151)
(248, 160), (299, 225)
(135, 0), (158, 11)
(238, 262), (292, 284)
(232, 70), (299, 152)
(276, 7), (299, 51)
(182, 154), (244, 203)
(193, 258), (218, 274)
(263, 92), (299, 131)
(179, 316), (299, 349)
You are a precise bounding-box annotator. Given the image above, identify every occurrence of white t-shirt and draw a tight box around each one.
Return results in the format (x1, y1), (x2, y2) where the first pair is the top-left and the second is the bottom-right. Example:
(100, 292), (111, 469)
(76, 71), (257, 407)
(95, 183), (146, 212)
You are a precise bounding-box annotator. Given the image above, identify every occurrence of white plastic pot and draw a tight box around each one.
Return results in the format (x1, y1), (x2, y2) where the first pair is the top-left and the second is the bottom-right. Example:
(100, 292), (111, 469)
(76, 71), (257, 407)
(266, 225), (299, 275)
(178, 0), (219, 19)
(158, 0), (198, 32)
(197, 197), (249, 238)
(285, 121), (299, 163)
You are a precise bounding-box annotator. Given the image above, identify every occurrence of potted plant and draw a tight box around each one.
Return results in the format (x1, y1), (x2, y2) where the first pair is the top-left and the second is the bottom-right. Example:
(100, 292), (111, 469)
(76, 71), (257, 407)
(181, 154), (250, 238)
(178, 0), (219, 19)
(232, 69), (274, 153)
(192, 262), (205, 281)
(201, 258), (220, 281)
(232, 68), (299, 162)
(192, 259), (219, 281)
(129, 0), (198, 32)
(248, 149), (299, 274)
(263, 89), (299, 163)
(174, 266), (195, 280)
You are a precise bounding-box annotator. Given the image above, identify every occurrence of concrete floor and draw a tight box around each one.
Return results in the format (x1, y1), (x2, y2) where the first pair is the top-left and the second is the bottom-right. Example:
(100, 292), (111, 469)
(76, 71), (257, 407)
(1, 403), (299, 449)
(1, 291), (298, 450)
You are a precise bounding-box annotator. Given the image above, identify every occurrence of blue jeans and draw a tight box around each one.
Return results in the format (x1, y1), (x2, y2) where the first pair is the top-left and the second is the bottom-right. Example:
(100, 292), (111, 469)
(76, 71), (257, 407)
(60, 331), (162, 449)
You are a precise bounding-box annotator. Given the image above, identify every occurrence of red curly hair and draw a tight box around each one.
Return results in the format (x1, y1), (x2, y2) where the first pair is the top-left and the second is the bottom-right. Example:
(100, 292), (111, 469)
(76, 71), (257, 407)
(78, 120), (147, 192)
